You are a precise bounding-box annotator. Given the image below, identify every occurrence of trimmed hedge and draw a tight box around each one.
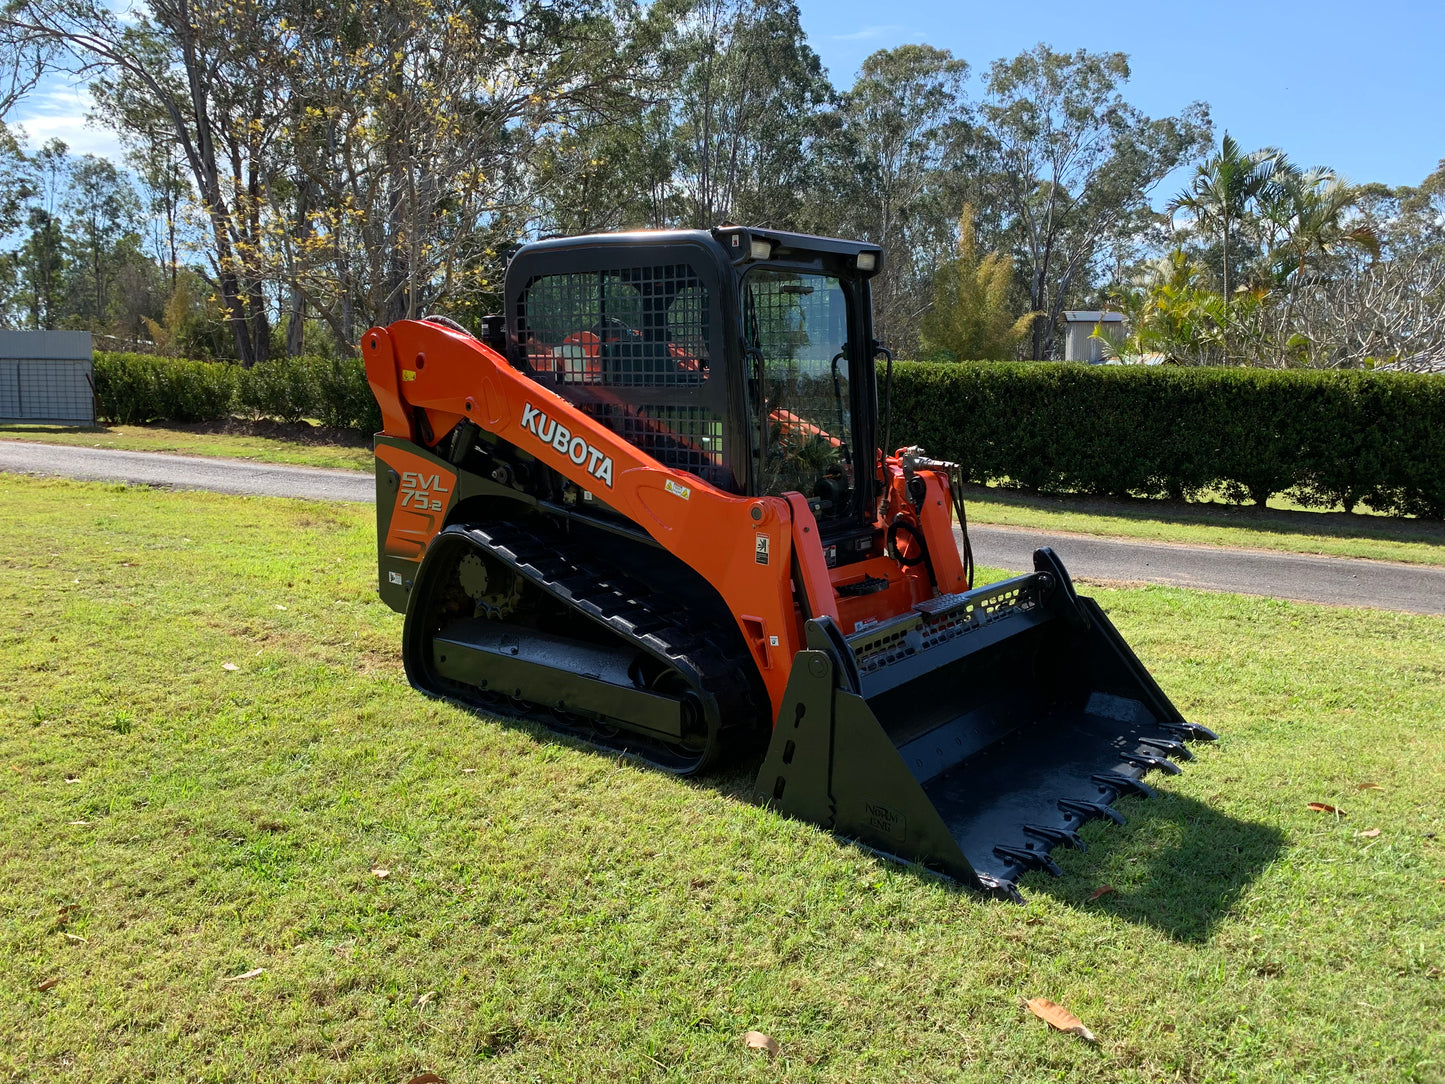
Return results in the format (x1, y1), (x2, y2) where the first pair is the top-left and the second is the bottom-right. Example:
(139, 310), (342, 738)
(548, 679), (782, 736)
(891, 362), (1445, 518)
(92, 352), (1444, 518)
(93, 352), (381, 433)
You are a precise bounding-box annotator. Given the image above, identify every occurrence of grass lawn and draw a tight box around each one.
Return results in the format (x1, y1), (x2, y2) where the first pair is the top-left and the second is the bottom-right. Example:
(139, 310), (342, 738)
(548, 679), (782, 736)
(0, 420), (372, 472)
(2, 475), (1442, 1082)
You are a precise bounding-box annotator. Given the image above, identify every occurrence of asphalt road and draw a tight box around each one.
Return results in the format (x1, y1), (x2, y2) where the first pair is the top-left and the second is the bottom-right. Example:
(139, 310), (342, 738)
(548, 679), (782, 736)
(0, 441), (373, 502)
(4, 439), (1444, 616)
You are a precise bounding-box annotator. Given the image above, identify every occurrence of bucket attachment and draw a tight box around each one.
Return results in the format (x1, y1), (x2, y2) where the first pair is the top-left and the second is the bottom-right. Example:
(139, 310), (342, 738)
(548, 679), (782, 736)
(757, 548), (1215, 901)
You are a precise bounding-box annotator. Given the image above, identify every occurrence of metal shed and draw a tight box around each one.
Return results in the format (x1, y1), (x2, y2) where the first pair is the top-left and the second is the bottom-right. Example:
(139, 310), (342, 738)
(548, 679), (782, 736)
(0, 331), (96, 425)
(1063, 311), (1124, 363)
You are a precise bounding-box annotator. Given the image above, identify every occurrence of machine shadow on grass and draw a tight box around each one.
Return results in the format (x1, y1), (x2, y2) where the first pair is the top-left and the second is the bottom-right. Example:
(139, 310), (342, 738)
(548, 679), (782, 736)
(1024, 791), (1288, 941)
(709, 763), (1284, 942)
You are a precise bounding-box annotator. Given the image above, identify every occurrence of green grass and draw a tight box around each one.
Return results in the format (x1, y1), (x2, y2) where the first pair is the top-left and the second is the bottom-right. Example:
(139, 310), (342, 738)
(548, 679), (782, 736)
(965, 486), (1445, 567)
(0, 420), (372, 471)
(2, 477), (1443, 1083)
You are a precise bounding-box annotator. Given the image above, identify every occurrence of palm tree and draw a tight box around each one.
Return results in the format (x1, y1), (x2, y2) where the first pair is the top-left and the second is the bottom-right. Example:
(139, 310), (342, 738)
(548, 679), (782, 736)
(1167, 133), (1287, 311)
(1274, 169), (1379, 284)
(1261, 168), (1380, 364)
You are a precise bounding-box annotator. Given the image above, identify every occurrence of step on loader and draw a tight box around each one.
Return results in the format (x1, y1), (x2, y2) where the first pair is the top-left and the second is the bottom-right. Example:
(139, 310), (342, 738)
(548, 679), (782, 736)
(364, 227), (1215, 900)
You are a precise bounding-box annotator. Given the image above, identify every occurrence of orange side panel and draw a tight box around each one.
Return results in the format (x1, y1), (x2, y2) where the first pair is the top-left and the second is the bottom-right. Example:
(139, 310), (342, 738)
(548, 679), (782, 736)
(376, 444), (458, 560)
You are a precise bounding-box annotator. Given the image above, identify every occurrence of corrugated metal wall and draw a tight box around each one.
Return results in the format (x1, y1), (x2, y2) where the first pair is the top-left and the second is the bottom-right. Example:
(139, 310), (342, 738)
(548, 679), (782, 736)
(0, 332), (95, 424)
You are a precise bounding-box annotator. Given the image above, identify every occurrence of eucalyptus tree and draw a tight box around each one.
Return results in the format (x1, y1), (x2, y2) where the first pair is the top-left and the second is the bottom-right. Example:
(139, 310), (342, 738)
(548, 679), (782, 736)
(824, 44), (970, 350)
(5, 0), (646, 357)
(662, 0), (833, 230)
(60, 153), (141, 323)
(980, 46), (1210, 359)
(7, 0), (292, 362)
(0, 121), (36, 238)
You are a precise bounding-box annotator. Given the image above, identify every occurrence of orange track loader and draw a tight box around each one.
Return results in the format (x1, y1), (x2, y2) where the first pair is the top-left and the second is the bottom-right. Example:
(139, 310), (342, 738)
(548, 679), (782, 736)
(364, 226), (1214, 900)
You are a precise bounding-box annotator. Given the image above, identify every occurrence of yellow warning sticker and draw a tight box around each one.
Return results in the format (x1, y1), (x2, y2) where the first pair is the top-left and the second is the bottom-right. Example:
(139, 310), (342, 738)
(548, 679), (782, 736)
(665, 479), (691, 500)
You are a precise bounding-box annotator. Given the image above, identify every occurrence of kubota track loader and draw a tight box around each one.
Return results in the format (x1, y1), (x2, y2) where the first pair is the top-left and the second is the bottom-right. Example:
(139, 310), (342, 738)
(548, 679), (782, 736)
(364, 227), (1214, 900)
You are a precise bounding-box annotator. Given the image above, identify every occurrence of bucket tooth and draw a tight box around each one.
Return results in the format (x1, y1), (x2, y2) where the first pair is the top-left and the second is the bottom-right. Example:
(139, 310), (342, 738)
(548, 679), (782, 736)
(1139, 736), (1193, 761)
(1058, 797), (1127, 826)
(1091, 771), (1157, 799)
(1163, 720), (1219, 742)
(1122, 752), (1183, 776)
(975, 873), (1026, 904)
(994, 844), (1064, 878)
(1023, 823), (1086, 852)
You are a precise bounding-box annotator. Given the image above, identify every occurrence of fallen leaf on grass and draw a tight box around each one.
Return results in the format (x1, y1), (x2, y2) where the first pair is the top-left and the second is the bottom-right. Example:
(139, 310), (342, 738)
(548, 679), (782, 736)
(415, 991), (437, 1008)
(1306, 802), (1344, 816)
(1087, 885), (1115, 901)
(67, 820), (89, 826)
(404, 1074), (445, 1084)
(275, 604), (287, 610)
(1025, 998), (1098, 1043)
(1357, 782), (1384, 791)
(1357, 828), (1381, 839)
(221, 662), (239, 671)
(9, 765), (22, 773)
(370, 867), (390, 879)
(743, 1031), (780, 1057)
(37, 977), (60, 991)
(64, 933), (87, 944)
(460, 768), (477, 774)
(221, 968), (265, 982)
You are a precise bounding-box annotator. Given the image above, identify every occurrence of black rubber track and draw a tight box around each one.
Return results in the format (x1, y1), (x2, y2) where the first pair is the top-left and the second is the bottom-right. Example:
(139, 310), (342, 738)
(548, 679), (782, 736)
(407, 517), (770, 775)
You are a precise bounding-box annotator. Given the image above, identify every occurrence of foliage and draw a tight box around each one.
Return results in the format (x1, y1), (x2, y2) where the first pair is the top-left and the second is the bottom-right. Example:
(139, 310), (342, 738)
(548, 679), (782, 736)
(823, 44), (970, 352)
(92, 352), (239, 425)
(1166, 132), (1287, 306)
(93, 352), (380, 431)
(891, 360), (1445, 516)
(664, 0), (833, 229)
(919, 203), (1036, 360)
(977, 46), (1210, 359)
(6, 3), (1445, 371)
(1148, 137), (1414, 369)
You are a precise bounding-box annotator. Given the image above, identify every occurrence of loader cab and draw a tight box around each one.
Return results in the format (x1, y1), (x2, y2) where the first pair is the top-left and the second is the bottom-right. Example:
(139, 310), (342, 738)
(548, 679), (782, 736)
(503, 227), (884, 528)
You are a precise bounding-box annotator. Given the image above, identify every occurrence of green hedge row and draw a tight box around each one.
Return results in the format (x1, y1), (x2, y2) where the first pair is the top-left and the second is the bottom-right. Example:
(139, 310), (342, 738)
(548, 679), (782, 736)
(93, 353), (381, 433)
(891, 362), (1445, 517)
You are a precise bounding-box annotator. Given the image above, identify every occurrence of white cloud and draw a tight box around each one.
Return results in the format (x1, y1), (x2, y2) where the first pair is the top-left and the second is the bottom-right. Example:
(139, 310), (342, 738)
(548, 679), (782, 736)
(830, 24), (908, 42)
(9, 79), (128, 164)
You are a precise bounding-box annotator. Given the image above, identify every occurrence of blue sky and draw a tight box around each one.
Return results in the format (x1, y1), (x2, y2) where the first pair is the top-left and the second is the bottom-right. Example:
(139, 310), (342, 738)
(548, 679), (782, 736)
(798, 0), (1444, 189)
(8, 0), (1444, 192)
